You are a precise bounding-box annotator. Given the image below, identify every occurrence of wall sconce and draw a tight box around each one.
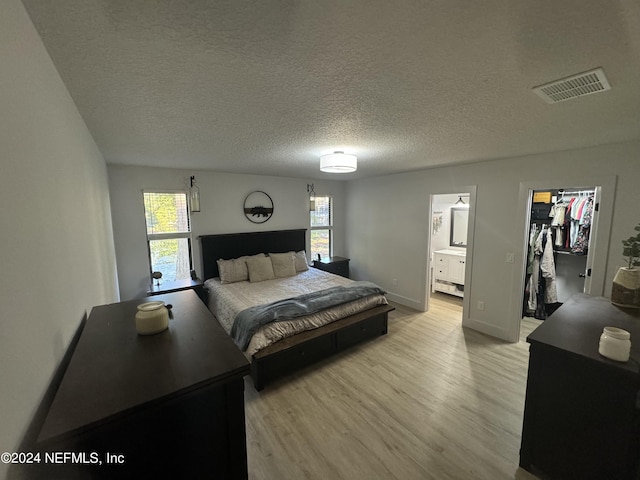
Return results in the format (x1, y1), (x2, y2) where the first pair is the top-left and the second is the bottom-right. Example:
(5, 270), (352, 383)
(307, 183), (316, 211)
(189, 176), (201, 213)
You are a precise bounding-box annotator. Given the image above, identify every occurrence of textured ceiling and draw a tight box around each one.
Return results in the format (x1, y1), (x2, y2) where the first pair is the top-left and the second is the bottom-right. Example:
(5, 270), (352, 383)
(21, 0), (640, 180)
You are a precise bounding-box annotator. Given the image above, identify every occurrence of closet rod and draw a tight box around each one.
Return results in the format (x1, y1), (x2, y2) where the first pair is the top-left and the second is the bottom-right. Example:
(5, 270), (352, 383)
(558, 189), (594, 195)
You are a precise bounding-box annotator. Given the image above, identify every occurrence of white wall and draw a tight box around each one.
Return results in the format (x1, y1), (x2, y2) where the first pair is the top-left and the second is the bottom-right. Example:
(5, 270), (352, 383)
(108, 165), (347, 300)
(346, 141), (640, 341)
(0, 1), (119, 476)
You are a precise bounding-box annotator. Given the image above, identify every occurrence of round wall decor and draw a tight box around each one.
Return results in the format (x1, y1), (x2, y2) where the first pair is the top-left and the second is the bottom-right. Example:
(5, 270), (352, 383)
(243, 191), (274, 223)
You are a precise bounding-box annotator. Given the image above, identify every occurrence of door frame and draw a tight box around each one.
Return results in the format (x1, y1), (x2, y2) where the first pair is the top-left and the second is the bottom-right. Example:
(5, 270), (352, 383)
(425, 186), (477, 326)
(508, 176), (616, 342)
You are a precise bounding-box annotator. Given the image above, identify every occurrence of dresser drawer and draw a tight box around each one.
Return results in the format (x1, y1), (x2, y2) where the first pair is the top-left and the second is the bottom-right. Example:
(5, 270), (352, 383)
(435, 254), (447, 264)
(435, 265), (448, 276)
(327, 262), (349, 277)
(265, 334), (334, 373)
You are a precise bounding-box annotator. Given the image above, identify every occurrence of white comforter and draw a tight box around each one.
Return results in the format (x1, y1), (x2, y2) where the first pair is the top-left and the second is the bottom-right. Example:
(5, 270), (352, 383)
(204, 268), (388, 357)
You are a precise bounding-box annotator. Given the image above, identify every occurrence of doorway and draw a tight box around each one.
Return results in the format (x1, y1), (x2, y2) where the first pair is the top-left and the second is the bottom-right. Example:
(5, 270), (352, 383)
(428, 193), (470, 320)
(522, 187), (599, 320)
(510, 176), (615, 342)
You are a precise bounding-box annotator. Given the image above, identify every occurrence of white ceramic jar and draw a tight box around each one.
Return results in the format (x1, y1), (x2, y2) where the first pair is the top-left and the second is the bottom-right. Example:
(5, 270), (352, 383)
(135, 301), (169, 335)
(598, 326), (631, 362)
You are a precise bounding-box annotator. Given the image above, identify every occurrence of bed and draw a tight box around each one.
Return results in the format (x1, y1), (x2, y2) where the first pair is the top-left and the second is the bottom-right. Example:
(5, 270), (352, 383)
(199, 229), (394, 390)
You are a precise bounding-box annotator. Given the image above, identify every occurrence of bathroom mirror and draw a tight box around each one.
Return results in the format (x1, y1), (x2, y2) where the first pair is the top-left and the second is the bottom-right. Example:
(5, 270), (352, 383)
(450, 207), (468, 247)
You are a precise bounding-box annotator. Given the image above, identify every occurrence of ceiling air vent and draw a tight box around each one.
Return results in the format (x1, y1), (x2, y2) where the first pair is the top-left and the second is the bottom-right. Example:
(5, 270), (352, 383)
(533, 68), (611, 104)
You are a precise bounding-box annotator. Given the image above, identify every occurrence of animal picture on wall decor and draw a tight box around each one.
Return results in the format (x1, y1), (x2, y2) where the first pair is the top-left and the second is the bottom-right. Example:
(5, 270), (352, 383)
(243, 191), (274, 223)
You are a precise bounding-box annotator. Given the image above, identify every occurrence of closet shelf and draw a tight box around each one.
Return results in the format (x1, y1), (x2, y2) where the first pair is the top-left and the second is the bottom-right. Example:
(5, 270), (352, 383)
(554, 249), (587, 256)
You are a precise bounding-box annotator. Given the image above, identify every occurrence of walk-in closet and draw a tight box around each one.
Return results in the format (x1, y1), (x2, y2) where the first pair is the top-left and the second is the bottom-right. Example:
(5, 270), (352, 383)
(523, 188), (598, 320)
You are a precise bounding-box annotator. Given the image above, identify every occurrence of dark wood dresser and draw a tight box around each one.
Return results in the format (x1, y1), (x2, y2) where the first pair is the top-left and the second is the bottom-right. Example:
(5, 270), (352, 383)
(520, 294), (640, 480)
(31, 290), (250, 479)
(312, 256), (350, 278)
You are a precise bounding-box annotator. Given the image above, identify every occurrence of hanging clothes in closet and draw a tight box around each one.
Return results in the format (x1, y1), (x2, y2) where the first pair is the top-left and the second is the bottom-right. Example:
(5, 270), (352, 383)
(551, 191), (595, 254)
(525, 225), (558, 320)
(570, 193), (594, 255)
(523, 189), (596, 319)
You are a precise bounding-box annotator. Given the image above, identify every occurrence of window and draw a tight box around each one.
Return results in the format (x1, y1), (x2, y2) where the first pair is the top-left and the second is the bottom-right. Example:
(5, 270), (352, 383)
(143, 191), (192, 282)
(310, 195), (332, 258)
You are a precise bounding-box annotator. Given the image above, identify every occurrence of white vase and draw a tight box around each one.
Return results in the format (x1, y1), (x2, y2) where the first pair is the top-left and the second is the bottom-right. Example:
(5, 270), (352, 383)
(611, 267), (640, 308)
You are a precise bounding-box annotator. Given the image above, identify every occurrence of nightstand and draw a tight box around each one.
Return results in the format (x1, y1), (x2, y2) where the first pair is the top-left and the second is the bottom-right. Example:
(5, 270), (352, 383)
(147, 277), (203, 296)
(312, 256), (350, 278)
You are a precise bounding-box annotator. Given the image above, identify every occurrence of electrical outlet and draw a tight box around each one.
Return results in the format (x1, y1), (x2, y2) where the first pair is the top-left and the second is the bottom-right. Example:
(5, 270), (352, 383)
(477, 301), (485, 311)
(392, 278), (398, 286)
(506, 252), (515, 263)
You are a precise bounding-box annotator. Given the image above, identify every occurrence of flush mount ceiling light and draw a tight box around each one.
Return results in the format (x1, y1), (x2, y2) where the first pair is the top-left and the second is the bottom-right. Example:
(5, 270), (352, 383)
(320, 151), (357, 173)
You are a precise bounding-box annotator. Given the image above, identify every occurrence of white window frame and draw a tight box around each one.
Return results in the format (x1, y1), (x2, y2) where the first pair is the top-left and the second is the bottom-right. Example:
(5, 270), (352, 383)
(310, 195), (333, 258)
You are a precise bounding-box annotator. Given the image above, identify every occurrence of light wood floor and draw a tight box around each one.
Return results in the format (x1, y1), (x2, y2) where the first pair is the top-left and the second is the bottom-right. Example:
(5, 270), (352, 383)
(243, 293), (543, 480)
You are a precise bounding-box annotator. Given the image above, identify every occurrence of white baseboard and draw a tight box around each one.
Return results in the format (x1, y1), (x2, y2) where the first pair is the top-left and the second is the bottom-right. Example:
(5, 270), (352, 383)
(463, 316), (516, 343)
(385, 292), (424, 311)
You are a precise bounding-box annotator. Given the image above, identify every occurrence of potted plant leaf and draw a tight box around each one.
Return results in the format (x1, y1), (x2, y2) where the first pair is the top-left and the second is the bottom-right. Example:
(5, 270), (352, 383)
(611, 223), (640, 308)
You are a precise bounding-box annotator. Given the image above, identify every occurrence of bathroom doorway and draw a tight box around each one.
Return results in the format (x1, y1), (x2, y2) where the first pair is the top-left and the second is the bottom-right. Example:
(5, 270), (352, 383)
(427, 192), (470, 320)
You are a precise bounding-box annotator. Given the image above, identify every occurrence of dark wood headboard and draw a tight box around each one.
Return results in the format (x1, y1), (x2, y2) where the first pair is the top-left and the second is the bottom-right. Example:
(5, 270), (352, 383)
(199, 229), (307, 280)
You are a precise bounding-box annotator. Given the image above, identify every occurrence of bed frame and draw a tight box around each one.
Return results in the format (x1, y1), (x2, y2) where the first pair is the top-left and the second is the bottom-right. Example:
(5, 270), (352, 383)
(199, 229), (394, 391)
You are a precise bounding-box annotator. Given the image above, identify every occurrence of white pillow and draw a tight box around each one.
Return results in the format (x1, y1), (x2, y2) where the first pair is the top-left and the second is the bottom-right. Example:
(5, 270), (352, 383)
(246, 255), (275, 283)
(216, 253), (265, 283)
(217, 257), (249, 284)
(293, 250), (310, 272)
(269, 252), (296, 278)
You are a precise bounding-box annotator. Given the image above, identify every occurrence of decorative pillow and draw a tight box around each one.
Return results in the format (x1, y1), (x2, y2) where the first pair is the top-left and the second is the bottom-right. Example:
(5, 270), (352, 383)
(217, 257), (249, 284)
(217, 253), (265, 283)
(293, 250), (309, 272)
(246, 255), (275, 283)
(269, 252), (297, 278)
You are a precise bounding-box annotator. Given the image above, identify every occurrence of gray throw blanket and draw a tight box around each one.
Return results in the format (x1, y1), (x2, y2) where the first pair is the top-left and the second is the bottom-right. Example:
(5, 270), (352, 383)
(231, 281), (386, 351)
